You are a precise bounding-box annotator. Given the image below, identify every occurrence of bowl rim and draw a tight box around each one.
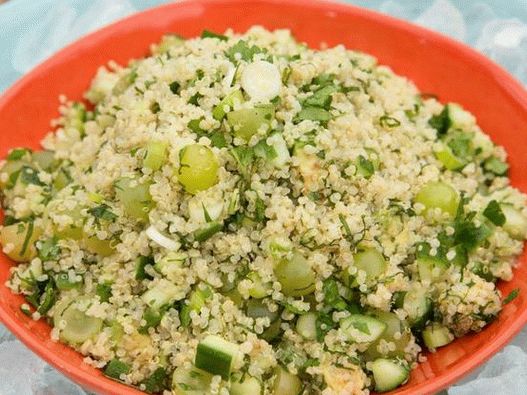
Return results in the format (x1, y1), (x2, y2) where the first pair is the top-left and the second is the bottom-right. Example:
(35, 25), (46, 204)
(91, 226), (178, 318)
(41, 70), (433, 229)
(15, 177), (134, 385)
(1, 1), (527, 394)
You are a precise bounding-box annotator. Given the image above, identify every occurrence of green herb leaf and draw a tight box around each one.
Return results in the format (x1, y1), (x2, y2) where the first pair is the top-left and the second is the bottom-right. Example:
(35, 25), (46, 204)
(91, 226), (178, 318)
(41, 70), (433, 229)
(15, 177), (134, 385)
(483, 200), (506, 226)
(230, 146), (254, 178)
(37, 280), (57, 315)
(225, 40), (266, 63)
(96, 283), (112, 303)
(188, 118), (205, 134)
(141, 367), (168, 394)
(483, 157), (509, 176)
(104, 359), (131, 380)
(37, 237), (61, 261)
(7, 148), (31, 161)
(429, 106), (451, 135)
(338, 214), (353, 240)
(194, 221), (223, 242)
(254, 196), (266, 222)
(253, 139), (278, 161)
(447, 131), (473, 159)
(316, 312), (335, 341)
(55, 272), (82, 291)
(351, 320), (371, 335)
(503, 288), (520, 305)
(19, 221), (34, 257)
(294, 107), (332, 124)
(139, 306), (166, 333)
(20, 166), (44, 186)
(322, 279), (347, 311)
(201, 30), (228, 41)
(188, 92), (203, 105)
(88, 204), (117, 223)
(379, 115), (401, 128)
(356, 155), (375, 179)
(303, 85), (338, 110)
(209, 131), (227, 148)
(135, 256), (154, 281)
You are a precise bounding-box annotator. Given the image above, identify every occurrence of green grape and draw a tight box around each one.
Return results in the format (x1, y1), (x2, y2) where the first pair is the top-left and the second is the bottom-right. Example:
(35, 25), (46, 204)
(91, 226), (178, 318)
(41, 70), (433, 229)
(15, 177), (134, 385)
(178, 144), (219, 194)
(115, 177), (154, 221)
(274, 252), (315, 297)
(415, 181), (459, 218)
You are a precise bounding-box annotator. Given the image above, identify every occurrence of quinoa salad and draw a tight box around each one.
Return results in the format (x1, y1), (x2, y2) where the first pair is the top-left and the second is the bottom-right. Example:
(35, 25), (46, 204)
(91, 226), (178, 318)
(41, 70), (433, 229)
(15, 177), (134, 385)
(1, 26), (526, 394)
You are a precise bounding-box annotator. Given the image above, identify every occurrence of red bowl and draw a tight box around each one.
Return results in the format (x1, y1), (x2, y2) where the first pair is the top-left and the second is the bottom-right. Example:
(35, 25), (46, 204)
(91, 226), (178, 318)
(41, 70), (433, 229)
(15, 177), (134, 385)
(1, 1), (526, 394)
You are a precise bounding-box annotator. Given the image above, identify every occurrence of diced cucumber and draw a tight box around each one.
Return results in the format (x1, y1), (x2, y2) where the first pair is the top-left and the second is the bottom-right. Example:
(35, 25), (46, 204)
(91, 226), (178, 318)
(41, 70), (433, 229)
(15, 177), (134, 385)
(422, 322), (453, 350)
(213, 90), (244, 120)
(274, 252), (316, 297)
(226, 105), (274, 140)
(172, 365), (212, 395)
(245, 298), (280, 322)
(403, 289), (432, 329)
(246, 271), (271, 299)
(296, 312), (317, 340)
(435, 144), (465, 171)
(261, 318), (282, 342)
(56, 302), (103, 344)
(0, 160), (27, 190)
(417, 256), (449, 283)
(272, 366), (302, 395)
(231, 375), (262, 395)
(144, 140), (169, 171)
(447, 103), (474, 128)
(142, 279), (181, 310)
(364, 311), (411, 360)
(370, 358), (409, 392)
(484, 156), (509, 176)
(32, 150), (58, 171)
(194, 335), (240, 379)
(241, 60), (282, 103)
(340, 314), (387, 343)
(353, 247), (387, 282)
(373, 311), (405, 336)
(180, 286), (212, 327)
(114, 177), (154, 221)
(188, 195), (224, 224)
(268, 133), (290, 168)
(502, 205), (527, 240)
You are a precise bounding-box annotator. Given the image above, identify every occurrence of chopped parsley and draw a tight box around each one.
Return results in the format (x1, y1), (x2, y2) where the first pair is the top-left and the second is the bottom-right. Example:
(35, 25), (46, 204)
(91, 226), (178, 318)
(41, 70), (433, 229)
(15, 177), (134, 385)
(379, 115), (401, 128)
(225, 40), (266, 63)
(201, 29), (228, 41)
(429, 106), (451, 135)
(37, 237), (61, 261)
(483, 200), (506, 226)
(503, 288), (520, 305)
(88, 204), (117, 224)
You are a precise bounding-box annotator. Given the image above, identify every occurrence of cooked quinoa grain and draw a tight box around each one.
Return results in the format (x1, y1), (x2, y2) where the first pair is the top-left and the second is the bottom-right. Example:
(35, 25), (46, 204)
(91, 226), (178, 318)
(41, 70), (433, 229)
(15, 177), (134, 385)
(1, 27), (526, 394)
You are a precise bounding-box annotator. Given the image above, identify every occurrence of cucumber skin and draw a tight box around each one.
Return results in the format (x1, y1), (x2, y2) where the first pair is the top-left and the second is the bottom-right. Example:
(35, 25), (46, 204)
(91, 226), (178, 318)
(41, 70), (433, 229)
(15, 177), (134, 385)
(371, 358), (409, 392)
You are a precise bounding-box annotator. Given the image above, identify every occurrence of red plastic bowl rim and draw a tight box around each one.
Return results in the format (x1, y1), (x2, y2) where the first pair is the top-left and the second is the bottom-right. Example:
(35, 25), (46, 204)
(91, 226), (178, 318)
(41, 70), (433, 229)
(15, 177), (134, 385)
(0, 1), (527, 394)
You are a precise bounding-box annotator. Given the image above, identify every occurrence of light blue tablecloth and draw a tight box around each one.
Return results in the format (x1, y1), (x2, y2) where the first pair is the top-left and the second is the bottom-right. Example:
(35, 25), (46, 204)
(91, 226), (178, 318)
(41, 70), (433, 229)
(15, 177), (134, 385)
(1, 1), (527, 394)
